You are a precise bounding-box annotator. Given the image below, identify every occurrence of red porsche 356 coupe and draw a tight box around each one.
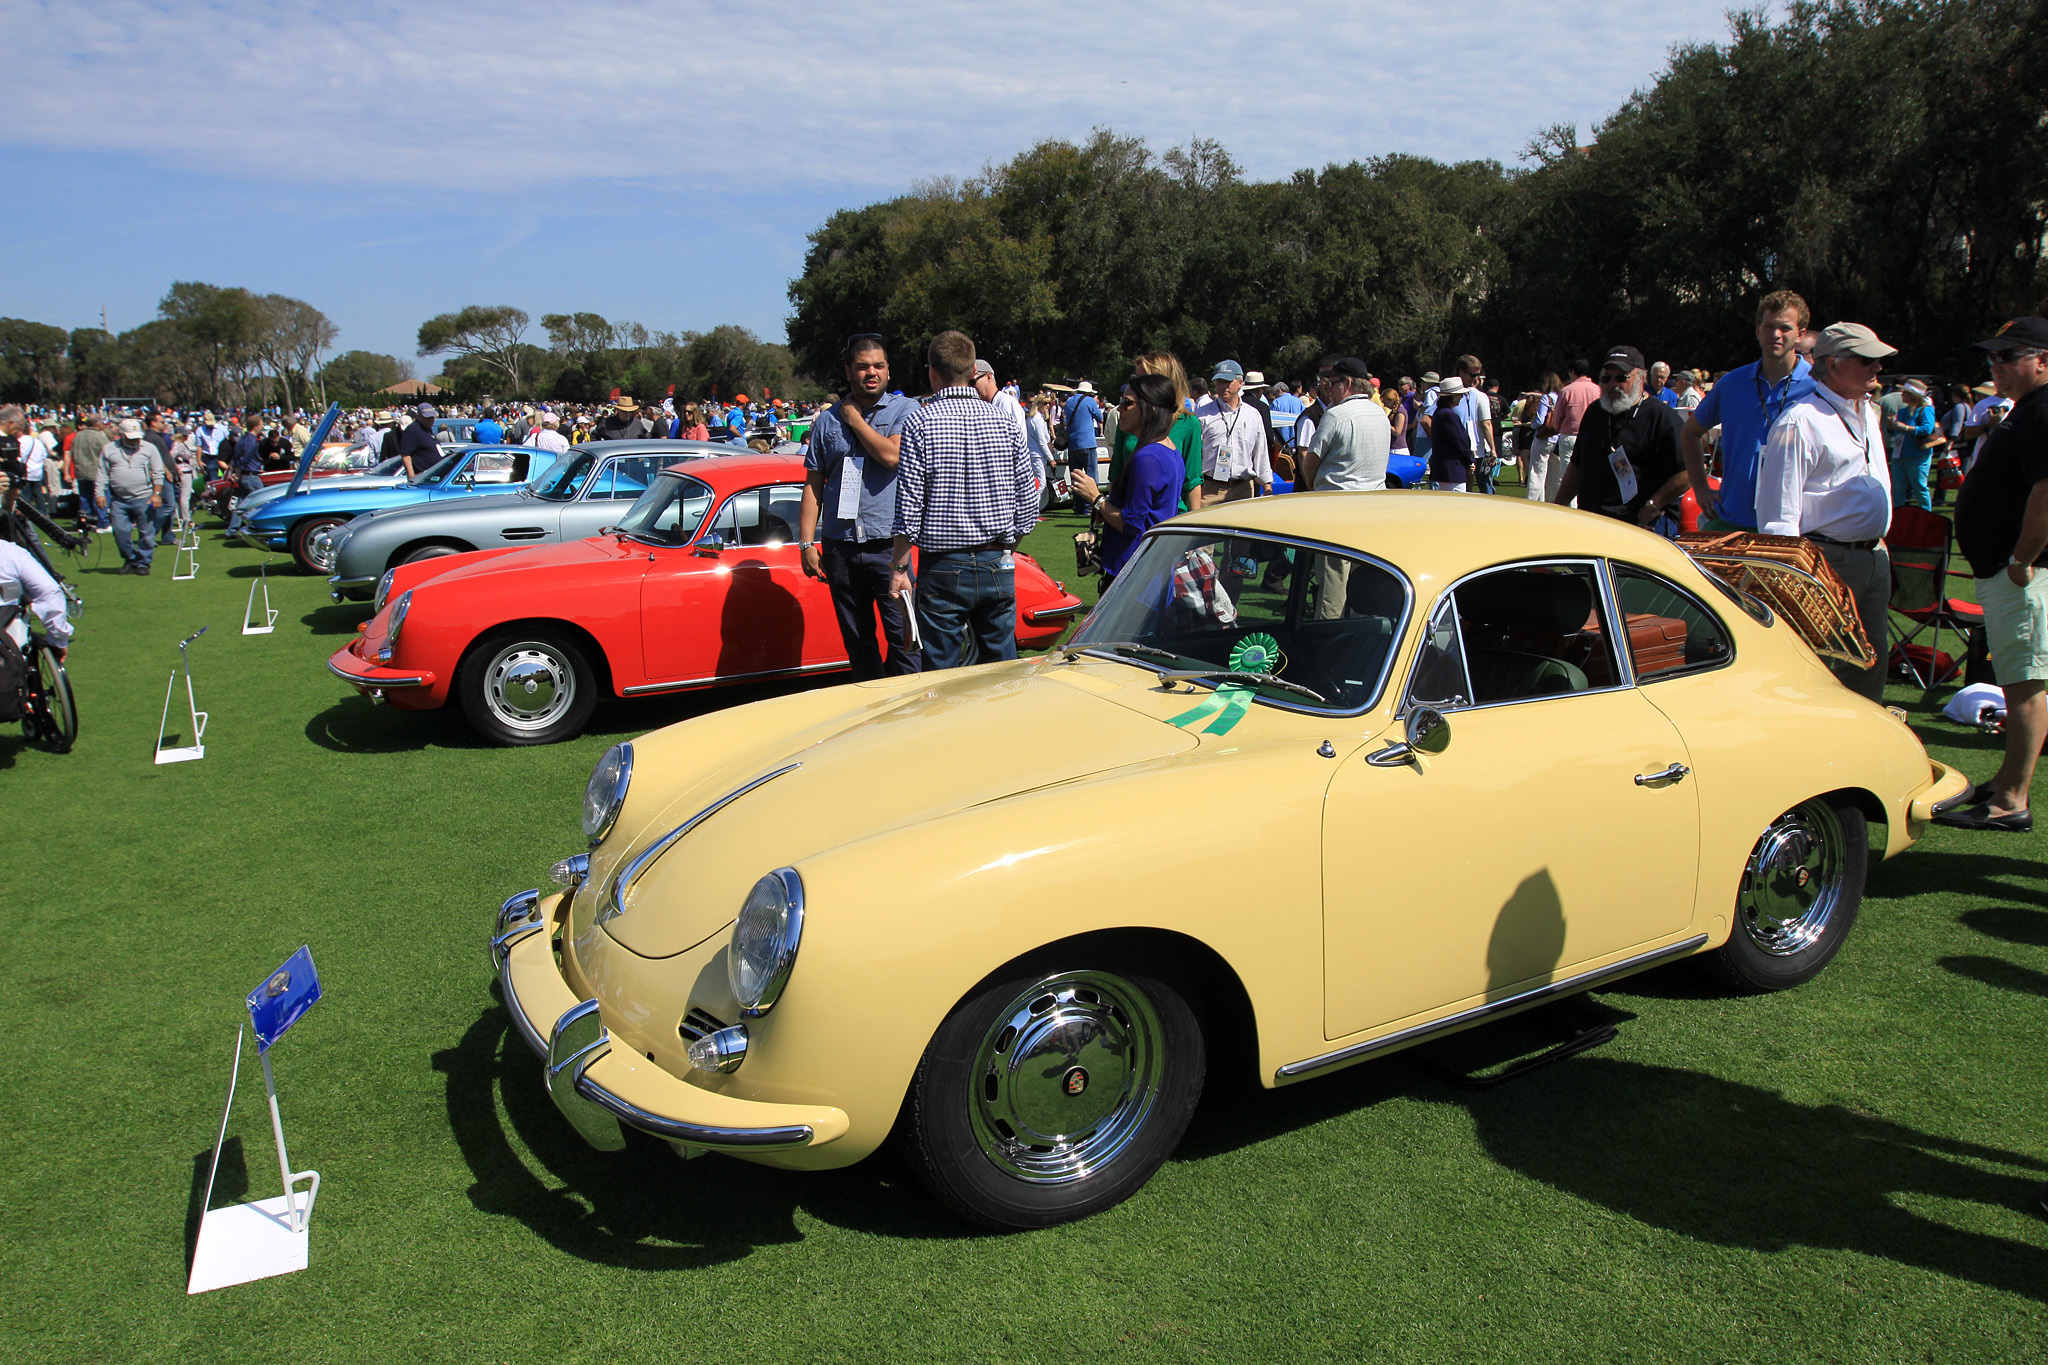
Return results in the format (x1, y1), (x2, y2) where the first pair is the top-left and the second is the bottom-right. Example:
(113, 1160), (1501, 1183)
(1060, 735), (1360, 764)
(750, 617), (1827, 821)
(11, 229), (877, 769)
(327, 454), (1086, 743)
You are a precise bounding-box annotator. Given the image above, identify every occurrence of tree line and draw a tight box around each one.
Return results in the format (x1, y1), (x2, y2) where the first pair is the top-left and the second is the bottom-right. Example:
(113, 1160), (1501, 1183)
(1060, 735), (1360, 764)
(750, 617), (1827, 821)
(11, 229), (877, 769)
(787, 0), (2048, 389)
(416, 307), (809, 405)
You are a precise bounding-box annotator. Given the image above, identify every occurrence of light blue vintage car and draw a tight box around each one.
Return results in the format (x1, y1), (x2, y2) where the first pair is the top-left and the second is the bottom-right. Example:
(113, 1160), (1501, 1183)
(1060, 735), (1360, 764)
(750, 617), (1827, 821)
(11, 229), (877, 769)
(235, 444), (549, 572)
(324, 439), (732, 601)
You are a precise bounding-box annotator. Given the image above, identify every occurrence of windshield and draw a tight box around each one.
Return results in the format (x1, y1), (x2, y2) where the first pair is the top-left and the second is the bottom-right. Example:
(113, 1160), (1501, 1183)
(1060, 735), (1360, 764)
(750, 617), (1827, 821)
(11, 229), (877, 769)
(1072, 529), (1409, 712)
(412, 451), (464, 484)
(531, 449), (594, 501)
(613, 470), (715, 545)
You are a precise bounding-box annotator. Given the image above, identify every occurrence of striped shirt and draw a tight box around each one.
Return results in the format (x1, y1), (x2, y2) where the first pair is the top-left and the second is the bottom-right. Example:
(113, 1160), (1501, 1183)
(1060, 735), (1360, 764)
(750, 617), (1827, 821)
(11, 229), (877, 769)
(892, 387), (1037, 551)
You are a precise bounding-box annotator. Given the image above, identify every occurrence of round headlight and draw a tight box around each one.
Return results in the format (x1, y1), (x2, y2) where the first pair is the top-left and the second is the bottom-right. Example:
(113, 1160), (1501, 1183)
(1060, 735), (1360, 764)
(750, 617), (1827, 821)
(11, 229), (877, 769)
(728, 868), (804, 1018)
(581, 742), (633, 844)
(373, 569), (396, 612)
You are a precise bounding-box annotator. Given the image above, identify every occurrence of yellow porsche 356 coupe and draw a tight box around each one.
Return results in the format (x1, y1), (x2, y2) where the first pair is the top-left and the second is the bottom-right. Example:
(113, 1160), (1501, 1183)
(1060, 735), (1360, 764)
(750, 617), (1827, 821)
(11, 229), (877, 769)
(490, 493), (1966, 1229)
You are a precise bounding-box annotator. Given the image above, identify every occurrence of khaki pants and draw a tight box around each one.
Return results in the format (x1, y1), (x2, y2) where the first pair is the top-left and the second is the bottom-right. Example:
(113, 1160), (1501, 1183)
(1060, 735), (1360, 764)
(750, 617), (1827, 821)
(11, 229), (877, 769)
(1812, 538), (1891, 702)
(1202, 477), (1256, 505)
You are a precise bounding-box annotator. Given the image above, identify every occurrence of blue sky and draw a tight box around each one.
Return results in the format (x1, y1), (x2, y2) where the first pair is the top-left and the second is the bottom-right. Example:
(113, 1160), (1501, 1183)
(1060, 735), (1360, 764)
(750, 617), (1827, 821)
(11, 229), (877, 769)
(1, 0), (1752, 365)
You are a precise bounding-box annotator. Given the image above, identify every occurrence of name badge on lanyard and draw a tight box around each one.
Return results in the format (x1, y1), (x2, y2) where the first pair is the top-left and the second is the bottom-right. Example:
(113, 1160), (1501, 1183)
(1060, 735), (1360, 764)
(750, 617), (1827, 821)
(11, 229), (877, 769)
(1608, 445), (1639, 503)
(836, 455), (863, 520)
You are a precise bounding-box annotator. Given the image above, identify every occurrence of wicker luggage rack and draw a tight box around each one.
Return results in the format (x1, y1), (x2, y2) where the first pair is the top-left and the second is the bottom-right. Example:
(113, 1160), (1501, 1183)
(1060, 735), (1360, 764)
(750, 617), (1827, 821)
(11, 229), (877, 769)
(1676, 531), (1876, 668)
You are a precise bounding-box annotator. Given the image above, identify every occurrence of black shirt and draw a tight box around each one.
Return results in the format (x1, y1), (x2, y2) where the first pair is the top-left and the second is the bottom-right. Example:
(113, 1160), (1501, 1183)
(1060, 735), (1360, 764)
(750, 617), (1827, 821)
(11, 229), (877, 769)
(395, 422), (440, 474)
(1568, 397), (1683, 521)
(1955, 383), (2048, 579)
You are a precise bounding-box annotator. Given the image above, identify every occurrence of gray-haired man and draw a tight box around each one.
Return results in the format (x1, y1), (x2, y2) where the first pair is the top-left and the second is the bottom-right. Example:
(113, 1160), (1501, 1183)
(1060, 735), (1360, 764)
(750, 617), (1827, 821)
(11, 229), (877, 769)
(97, 417), (166, 575)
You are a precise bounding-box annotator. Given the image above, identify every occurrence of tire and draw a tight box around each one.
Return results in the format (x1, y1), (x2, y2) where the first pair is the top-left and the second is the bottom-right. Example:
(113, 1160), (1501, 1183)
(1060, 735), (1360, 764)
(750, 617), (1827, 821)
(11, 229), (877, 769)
(35, 649), (77, 753)
(907, 964), (1205, 1230)
(1386, 473), (1406, 489)
(400, 543), (466, 566)
(456, 627), (597, 745)
(290, 515), (351, 574)
(1706, 796), (1866, 993)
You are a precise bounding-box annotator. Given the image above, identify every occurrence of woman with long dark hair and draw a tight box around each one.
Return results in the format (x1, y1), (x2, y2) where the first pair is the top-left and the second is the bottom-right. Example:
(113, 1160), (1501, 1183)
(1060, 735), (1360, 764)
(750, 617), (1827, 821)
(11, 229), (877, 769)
(1073, 372), (1182, 587)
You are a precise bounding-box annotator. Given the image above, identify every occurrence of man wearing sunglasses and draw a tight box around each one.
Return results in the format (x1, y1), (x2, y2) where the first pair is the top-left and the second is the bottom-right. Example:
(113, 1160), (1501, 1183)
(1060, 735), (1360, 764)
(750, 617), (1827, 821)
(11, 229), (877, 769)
(1755, 321), (1898, 700)
(1551, 345), (1688, 533)
(1938, 315), (2048, 834)
(799, 333), (921, 678)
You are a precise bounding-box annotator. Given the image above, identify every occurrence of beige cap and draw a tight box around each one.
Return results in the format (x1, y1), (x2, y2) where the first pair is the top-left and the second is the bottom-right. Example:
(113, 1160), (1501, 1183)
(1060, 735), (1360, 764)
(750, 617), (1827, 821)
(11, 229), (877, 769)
(1812, 322), (1897, 361)
(118, 418), (144, 439)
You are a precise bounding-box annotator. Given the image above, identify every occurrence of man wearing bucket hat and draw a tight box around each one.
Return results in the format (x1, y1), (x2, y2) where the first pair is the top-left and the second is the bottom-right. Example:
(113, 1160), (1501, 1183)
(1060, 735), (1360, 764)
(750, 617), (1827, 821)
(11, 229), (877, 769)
(1755, 322), (1898, 700)
(1937, 315), (2048, 834)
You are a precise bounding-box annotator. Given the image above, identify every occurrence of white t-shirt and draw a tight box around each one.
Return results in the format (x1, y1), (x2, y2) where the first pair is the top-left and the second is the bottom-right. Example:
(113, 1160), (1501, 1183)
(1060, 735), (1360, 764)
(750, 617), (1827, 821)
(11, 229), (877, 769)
(0, 539), (71, 649)
(1969, 395), (2014, 462)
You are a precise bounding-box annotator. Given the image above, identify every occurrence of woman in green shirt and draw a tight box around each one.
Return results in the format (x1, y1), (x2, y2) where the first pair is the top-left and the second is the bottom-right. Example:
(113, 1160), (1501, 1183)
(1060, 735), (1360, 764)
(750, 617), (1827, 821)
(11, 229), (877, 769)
(1106, 351), (1205, 513)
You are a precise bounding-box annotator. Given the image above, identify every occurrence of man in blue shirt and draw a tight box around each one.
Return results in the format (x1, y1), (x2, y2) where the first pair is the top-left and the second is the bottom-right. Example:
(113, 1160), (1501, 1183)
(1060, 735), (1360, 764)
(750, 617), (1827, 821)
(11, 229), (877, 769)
(798, 336), (922, 678)
(472, 407), (505, 446)
(1683, 290), (1816, 532)
(1650, 361), (1681, 407)
(1268, 381), (1305, 446)
(1062, 382), (1102, 514)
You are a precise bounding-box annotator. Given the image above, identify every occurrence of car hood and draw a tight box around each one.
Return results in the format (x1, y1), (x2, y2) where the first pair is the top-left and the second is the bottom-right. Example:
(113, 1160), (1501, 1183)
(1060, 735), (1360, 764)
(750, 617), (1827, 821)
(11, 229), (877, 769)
(248, 482), (443, 526)
(599, 663), (1199, 958)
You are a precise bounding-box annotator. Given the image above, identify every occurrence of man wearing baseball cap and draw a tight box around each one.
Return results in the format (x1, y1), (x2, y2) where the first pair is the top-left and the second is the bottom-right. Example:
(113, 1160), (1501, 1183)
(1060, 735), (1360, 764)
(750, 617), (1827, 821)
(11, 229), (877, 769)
(1938, 315), (2048, 833)
(96, 417), (166, 574)
(1552, 345), (1688, 532)
(1755, 322), (1897, 700)
(1195, 360), (1271, 506)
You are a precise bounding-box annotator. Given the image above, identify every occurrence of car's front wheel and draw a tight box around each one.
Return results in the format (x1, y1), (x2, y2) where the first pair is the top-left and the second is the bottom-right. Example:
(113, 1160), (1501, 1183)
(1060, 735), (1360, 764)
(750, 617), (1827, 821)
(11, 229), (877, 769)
(456, 627), (598, 745)
(1707, 795), (1866, 992)
(291, 515), (351, 574)
(908, 964), (1204, 1230)
(400, 542), (467, 566)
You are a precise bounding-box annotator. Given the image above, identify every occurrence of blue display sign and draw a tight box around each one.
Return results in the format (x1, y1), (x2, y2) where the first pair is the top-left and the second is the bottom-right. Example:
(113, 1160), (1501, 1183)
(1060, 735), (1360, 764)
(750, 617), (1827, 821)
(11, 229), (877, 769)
(247, 946), (322, 1053)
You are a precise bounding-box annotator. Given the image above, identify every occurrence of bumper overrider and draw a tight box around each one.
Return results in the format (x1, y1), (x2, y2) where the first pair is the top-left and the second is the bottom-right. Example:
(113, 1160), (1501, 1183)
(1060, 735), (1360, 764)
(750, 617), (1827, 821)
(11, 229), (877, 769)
(490, 888), (849, 1153)
(326, 641), (434, 701)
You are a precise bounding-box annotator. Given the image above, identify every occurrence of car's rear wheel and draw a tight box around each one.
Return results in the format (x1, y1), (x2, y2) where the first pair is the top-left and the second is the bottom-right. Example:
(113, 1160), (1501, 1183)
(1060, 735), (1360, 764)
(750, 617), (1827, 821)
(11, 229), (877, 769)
(291, 515), (351, 574)
(456, 626), (597, 746)
(908, 964), (1204, 1230)
(1707, 796), (1866, 992)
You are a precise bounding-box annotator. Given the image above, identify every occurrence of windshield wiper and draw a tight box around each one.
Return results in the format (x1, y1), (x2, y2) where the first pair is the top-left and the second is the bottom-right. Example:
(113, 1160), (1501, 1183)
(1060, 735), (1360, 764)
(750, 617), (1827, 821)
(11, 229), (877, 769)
(1061, 640), (1176, 663)
(1155, 669), (1327, 703)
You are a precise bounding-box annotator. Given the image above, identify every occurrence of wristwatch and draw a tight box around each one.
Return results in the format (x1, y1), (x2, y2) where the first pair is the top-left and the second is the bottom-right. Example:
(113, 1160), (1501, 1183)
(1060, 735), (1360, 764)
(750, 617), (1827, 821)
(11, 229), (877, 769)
(799, 540), (816, 549)
(892, 561), (912, 574)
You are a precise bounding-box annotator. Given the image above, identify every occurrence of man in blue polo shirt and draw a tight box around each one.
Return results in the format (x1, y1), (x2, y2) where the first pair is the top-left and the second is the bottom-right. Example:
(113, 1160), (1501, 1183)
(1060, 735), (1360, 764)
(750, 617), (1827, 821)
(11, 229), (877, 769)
(1063, 382), (1102, 515)
(1683, 289), (1816, 532)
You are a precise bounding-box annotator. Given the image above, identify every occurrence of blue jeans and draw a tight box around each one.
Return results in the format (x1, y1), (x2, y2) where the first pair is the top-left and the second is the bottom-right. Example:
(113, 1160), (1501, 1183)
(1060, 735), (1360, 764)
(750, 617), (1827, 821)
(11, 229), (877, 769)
(109, 495), (157, 567)
(823, 539), (921, 680)
(915, 548), (1016, 671)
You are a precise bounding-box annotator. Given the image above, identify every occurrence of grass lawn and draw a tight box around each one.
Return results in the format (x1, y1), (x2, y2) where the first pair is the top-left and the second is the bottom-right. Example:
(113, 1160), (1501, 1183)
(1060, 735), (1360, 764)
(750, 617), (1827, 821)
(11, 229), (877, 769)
(3, 497), (2044, 1364)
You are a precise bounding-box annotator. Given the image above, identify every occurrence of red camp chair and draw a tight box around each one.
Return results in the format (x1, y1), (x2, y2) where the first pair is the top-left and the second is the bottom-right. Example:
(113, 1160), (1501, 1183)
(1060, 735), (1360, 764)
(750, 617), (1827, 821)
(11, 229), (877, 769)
(1887, 505), (1983, 695)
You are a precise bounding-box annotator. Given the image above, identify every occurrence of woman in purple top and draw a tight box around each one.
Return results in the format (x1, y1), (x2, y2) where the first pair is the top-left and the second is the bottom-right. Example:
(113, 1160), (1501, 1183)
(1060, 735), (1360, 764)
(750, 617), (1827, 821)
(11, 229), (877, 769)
(1073, 373), (1183, 586)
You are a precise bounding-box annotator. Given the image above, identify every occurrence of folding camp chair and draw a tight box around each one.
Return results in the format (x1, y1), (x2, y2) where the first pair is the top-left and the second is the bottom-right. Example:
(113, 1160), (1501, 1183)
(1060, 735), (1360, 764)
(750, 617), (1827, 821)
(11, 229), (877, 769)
(1887, 505), (1983, 696)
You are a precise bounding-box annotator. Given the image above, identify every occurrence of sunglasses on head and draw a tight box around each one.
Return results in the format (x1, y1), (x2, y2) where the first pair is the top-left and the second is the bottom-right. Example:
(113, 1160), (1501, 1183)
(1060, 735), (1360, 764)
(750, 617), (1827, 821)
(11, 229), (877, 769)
(844, 332), (886, 355)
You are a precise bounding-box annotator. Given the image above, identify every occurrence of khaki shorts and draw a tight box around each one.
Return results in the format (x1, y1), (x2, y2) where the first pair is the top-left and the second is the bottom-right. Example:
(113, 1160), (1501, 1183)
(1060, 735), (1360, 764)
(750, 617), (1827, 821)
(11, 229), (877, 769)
(1978, 568), (2048, 685)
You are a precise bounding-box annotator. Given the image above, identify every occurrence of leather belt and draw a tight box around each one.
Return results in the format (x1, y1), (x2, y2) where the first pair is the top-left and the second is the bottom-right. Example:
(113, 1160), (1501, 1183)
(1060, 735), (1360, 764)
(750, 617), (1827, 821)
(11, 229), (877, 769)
(1807, 533), (1882, 551)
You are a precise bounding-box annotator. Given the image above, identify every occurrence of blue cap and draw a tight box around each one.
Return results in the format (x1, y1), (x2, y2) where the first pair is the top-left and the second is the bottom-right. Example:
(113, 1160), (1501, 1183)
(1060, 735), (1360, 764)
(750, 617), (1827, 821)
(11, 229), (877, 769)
(1211, 359), (1244, 382)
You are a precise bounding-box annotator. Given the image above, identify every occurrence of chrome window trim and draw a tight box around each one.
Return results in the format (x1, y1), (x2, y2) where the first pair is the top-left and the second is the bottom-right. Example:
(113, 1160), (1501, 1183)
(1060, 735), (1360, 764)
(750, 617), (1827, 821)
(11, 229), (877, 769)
(1606, 558), (1740, 685)
(1277, 934), (1709, 1080)
(1072, 525), (1416, 718)
(599, 762), (802, 925)
(1396, 556), (1630, 718)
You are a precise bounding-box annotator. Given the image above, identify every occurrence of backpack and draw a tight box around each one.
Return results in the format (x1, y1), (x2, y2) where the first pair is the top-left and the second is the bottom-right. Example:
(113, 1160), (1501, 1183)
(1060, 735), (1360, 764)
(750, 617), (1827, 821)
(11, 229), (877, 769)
(0, 607), (25, 724)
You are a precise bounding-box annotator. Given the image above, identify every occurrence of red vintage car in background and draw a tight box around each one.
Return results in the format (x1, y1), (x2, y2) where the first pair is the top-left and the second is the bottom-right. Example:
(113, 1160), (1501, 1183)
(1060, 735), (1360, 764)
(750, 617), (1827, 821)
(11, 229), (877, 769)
(327, 454), (1086, 743)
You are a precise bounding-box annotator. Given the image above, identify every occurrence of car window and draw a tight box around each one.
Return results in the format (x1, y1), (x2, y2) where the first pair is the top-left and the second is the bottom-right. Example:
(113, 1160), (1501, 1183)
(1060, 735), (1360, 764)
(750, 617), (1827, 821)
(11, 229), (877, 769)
(1610, 564), (1734, 680)
(708, 487), (799, 545)
(1071, 530), (1407, 712)
(615, 472), (715, 545)
(468, 450), (528, 484)
(1411, 562), (1619, 709)
(532, 450), (594, 500)
(590, 455), (671, 502)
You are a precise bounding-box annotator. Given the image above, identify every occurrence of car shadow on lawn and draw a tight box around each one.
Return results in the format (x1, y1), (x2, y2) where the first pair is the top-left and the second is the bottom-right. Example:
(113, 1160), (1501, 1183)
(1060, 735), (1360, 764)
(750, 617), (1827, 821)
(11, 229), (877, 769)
(301, 603), (369, 636)
(304, 696), (491, 753)
(432, 1002), (964, 1267)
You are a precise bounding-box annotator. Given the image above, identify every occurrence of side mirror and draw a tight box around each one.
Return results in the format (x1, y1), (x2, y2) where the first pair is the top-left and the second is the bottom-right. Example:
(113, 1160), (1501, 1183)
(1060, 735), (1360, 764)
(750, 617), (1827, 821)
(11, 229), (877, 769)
(1365, 706), (1452, 768)
(691, 533), (728, 558)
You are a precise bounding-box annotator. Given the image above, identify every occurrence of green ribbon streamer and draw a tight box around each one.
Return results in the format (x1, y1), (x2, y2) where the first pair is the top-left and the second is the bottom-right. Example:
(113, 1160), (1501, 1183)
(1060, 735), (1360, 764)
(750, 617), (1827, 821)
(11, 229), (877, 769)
(1167, 685), (1254, 735)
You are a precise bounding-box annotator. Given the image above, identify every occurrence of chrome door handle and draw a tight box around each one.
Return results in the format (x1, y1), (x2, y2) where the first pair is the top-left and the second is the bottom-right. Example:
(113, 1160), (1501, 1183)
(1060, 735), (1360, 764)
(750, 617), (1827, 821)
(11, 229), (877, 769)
(1634, 763), (1689, 786)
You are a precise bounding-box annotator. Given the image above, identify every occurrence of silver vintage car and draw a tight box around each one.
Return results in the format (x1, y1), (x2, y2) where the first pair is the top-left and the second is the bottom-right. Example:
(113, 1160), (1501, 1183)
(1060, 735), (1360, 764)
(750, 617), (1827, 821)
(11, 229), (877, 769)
(324, 439), (732, 602)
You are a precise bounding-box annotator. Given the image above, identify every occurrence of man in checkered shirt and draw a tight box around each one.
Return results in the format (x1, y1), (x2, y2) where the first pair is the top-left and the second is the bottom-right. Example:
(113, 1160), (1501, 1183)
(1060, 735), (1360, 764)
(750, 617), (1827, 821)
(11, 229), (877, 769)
(890, 331), (1040, 669)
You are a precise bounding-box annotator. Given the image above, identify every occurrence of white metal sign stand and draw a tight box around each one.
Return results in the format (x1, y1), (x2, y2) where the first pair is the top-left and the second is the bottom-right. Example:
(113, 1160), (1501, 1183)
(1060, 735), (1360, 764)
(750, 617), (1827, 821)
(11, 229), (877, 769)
(154, 626), (209, 764)
(172, 522), (201, 581)
(188, 949), (324, 1295)
(242, 560), (279, 635)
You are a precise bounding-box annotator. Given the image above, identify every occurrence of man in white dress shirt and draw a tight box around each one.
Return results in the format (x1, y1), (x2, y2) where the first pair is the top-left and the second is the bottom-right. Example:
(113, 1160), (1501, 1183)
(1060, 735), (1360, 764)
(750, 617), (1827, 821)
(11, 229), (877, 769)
(1195, 360), (1271, 505)
(1755, 321), (1897, 700)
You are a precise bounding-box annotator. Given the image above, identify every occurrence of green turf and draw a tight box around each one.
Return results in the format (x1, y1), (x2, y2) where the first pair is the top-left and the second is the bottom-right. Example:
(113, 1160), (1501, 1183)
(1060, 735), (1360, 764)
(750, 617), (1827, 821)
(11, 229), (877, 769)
(2, 506), (2043, 1364)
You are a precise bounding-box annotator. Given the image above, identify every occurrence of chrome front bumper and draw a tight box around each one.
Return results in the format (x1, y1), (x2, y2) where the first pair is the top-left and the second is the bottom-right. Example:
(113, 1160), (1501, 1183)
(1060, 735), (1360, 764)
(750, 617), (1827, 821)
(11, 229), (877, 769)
(490, 889), (847, 1153)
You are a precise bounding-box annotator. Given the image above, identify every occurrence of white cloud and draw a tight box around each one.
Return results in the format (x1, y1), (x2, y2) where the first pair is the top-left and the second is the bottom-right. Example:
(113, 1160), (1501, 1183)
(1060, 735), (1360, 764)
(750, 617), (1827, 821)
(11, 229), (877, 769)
(9, 0), (1750, 195)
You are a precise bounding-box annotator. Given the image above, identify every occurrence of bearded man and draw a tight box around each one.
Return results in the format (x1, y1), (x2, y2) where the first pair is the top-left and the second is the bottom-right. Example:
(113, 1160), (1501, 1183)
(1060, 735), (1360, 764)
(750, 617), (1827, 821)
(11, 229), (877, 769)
(1551, 345), (1689, 532)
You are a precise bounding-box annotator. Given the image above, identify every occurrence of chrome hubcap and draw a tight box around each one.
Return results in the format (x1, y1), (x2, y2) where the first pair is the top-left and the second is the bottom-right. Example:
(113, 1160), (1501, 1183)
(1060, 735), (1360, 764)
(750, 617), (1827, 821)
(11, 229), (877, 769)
(969, 970), (1163, 1184)
(307, 527), (339, 571)
(1736, 799), (1846, 956)
(485, 645), (573, 730)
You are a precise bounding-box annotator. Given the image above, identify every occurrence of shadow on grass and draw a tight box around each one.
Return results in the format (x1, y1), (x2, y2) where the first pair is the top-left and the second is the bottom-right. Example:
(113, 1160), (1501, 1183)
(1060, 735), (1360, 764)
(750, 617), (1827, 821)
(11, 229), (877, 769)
(1960, 906), (2048, 947)
(1938, 954), (2048, 998)
(223, 560), (292, 580)
(1871, 849), (2048, 908)
(185, 1137), (248, 1273)
(432, 1004), (963, 1266)
(301, 604), (370, 637)
(1427, 1057), (2048, 1303)
(305, 695), (489, 753)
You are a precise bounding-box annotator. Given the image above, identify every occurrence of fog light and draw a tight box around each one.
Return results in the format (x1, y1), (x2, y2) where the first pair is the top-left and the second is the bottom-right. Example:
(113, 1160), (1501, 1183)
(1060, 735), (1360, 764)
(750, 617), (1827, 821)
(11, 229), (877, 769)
(549, 853), (590, 887)
(685, 1024), (749, 1074)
